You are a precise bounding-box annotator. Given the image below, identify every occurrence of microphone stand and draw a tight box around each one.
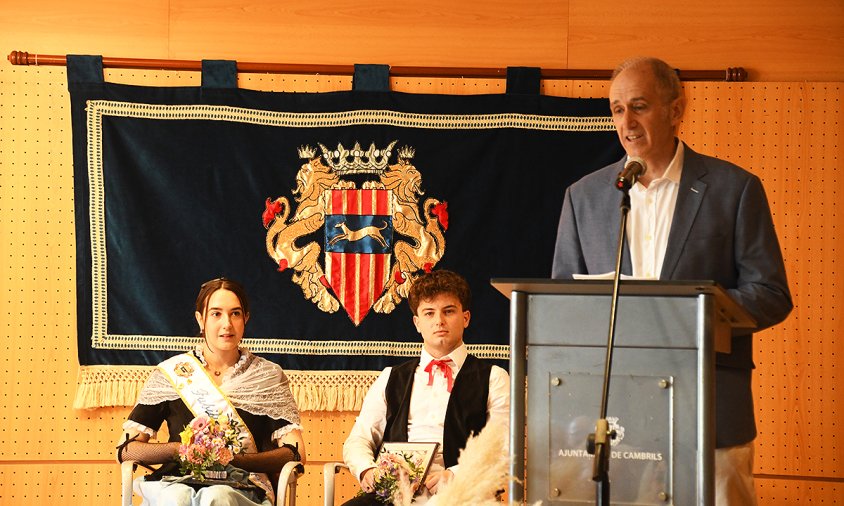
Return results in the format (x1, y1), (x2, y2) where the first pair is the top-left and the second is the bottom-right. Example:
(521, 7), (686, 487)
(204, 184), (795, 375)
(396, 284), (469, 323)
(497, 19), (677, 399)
(587, 184), (633, 506)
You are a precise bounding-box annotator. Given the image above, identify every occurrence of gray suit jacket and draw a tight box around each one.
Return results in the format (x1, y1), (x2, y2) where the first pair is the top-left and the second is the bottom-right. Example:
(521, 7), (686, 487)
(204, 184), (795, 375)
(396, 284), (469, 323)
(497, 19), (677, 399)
(551, 142), (793, 446)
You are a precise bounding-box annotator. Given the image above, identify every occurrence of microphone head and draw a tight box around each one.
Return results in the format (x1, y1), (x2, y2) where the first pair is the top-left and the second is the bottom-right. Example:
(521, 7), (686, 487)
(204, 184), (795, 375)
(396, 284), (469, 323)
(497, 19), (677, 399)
(625, 156), (647, 176)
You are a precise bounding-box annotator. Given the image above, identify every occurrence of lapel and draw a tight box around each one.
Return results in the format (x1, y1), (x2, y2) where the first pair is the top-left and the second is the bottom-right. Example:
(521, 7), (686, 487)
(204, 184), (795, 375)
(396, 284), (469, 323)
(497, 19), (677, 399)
(660, 143), (708, 279)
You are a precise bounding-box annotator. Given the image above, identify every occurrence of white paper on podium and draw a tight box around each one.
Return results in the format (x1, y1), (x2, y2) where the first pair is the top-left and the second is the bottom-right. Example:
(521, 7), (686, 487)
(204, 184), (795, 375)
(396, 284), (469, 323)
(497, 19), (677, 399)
(572, 271), (656, 280)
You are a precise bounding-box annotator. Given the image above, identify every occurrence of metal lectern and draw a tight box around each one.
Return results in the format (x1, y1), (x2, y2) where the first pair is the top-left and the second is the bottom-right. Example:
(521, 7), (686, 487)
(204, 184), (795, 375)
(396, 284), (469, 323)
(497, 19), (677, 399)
(492, 279), (756, 506)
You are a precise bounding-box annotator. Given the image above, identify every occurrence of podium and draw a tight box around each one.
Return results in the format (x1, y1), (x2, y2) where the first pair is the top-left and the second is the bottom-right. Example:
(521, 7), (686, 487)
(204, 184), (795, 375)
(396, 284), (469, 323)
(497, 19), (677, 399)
(492, 279), (756, 505)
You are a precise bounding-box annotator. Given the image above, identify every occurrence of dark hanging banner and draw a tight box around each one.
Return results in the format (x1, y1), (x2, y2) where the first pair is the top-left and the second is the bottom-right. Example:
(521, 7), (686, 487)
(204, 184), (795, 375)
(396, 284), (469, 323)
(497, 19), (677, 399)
(67, 56), (623, 407)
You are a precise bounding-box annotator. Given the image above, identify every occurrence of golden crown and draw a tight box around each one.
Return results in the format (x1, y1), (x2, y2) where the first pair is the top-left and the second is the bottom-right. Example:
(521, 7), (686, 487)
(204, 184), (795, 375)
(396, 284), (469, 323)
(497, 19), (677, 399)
(397, 145), (415, 161)
(317, 141), (398, 174)
(297, 145), (317, 159)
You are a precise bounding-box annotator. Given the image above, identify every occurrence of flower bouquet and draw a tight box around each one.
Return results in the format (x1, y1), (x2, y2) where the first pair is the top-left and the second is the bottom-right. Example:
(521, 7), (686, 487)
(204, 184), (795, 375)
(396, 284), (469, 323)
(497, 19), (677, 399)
(366, 442), (438, 505)
(177, 414), (244, 480)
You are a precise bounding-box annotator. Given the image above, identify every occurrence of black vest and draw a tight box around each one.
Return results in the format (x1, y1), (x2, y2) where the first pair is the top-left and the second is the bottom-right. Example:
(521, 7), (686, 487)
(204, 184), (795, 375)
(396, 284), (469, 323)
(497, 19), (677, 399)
(382, 354), (492, 468)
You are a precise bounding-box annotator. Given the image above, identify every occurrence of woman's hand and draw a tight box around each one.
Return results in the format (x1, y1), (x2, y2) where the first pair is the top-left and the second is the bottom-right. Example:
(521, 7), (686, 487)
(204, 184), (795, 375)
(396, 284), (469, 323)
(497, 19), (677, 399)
(360, 467), (376, 493)
(230, 429), (306, 474)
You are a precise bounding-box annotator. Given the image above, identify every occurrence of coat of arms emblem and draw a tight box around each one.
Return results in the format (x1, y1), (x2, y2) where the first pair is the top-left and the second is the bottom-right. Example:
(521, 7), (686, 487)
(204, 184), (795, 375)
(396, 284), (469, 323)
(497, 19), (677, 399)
(263, 141), (448, 325)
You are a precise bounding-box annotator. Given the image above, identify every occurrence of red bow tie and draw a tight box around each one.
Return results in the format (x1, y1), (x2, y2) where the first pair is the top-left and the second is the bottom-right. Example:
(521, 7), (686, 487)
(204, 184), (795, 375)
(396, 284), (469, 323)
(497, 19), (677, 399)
(424, 358), (454, 392)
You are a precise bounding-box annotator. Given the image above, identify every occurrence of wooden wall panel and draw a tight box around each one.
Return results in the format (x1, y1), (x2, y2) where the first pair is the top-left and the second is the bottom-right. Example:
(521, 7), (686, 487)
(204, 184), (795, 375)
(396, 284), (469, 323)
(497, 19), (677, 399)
(679, 82), (844, 480)
(0, 462), (122, 504)
(757, 478), (844, 505)
(752, 83), (843, 478)
(568, 0), (844, 81)
(0, 0), (171, 58)
(0, 66), (81, 462)
(168, 0), (570, 68)
(2, 0), (843, 80)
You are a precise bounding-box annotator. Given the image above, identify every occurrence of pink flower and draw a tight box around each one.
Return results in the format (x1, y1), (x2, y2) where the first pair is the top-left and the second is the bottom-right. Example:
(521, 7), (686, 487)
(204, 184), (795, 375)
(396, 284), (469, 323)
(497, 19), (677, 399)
(190, 416), (212, 433)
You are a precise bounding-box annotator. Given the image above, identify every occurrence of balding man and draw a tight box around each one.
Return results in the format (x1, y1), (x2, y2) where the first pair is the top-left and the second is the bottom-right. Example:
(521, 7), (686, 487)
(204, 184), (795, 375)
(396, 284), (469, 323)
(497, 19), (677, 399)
(552, 57), (792, 504)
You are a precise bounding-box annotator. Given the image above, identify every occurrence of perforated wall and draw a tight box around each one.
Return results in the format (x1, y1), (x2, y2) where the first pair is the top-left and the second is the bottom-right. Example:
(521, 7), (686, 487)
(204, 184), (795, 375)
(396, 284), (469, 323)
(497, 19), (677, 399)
(1, 65), (840, 504)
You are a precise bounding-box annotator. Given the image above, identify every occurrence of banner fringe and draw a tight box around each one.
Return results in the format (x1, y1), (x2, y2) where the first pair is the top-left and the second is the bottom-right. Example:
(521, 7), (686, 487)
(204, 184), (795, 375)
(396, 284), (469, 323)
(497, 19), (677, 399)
(73, 365), (154, 409)
(73, 365), (380, 412)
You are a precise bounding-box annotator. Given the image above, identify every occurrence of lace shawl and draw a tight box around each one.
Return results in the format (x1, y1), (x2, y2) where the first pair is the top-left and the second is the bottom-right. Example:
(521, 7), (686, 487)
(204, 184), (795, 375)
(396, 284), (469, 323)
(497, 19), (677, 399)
(128, 347), (301, 438)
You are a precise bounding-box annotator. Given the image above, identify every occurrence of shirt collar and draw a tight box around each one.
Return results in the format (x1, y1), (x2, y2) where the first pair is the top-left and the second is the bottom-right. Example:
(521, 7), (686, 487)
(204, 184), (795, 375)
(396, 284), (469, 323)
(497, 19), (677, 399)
(421, 343), (468, 370)
(629, 140), (685, 189)
(661, 140), (684, 184)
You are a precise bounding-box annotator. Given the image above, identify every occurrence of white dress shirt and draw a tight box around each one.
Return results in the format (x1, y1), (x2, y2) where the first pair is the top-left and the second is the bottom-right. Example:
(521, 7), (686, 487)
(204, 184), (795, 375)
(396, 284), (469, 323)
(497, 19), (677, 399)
(627, 142), (684, 279)
(342, 343), (510, 499)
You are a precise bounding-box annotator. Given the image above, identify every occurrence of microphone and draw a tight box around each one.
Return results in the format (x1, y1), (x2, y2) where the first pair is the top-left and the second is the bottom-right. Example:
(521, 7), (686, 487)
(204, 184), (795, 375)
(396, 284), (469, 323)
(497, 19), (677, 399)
(615, 157), (647, 191)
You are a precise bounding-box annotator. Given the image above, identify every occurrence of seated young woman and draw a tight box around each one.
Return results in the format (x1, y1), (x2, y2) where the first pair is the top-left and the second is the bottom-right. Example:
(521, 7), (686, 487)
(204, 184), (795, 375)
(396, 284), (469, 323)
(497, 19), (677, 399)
(117, 277), (306, 506)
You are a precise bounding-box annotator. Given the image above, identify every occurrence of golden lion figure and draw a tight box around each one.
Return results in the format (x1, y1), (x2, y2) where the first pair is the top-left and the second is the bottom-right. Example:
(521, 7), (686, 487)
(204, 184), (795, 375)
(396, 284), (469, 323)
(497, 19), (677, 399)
(264, 157), (340, 313)
(373, 160), (447, 313)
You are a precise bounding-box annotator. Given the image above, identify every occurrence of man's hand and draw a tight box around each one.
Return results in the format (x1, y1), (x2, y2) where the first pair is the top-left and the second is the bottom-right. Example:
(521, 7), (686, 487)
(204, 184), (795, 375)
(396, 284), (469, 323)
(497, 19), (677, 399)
(360, 467), (376, 493)
(424, 469), (454, 494)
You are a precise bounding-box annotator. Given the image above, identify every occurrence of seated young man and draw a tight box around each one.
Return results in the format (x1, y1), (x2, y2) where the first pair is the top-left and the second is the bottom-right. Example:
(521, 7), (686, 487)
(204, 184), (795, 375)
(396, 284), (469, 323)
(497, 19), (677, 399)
(341, 269), (510, 505)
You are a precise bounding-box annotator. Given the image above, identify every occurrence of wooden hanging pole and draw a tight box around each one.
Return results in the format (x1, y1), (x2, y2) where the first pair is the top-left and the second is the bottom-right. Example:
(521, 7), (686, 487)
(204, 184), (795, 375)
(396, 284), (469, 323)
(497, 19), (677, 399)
(7, 50), (748, 81)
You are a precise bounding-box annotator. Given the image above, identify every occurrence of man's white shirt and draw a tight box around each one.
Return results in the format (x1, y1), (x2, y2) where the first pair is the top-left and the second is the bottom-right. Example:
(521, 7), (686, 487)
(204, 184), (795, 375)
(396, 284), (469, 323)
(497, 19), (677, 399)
(627, 141), (684, 279)
(342, 343), (510, 486)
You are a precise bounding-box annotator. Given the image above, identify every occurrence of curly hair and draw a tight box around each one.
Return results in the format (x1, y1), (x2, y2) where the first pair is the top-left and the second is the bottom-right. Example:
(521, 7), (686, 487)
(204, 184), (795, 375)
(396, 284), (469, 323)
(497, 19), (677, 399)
(408, 270), (472, 315)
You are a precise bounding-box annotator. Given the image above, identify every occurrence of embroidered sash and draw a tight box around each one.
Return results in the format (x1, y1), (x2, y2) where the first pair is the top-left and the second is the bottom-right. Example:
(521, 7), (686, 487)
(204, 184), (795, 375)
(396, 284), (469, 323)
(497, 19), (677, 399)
(159, 352), (274, 503)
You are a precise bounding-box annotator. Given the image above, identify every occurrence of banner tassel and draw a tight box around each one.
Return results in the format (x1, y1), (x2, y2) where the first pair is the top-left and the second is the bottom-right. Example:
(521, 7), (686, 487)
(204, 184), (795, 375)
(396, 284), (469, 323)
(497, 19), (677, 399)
(74, 366), (380, 412)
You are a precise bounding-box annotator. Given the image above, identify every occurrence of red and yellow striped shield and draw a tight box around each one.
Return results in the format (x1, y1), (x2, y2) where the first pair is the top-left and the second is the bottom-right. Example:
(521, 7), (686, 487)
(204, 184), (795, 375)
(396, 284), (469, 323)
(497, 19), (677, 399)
(324, 189), (393, 325)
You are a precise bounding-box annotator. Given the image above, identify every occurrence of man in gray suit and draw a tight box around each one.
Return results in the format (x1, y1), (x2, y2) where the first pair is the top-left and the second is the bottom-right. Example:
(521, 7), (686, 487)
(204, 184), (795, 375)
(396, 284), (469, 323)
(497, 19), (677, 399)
(552, 57), (792, 504)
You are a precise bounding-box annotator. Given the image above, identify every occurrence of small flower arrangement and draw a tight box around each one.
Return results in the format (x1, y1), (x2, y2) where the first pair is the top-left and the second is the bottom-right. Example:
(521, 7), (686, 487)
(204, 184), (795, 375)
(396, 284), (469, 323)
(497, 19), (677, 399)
(370, 451), (426, 504)
(177, 414), (244, 480)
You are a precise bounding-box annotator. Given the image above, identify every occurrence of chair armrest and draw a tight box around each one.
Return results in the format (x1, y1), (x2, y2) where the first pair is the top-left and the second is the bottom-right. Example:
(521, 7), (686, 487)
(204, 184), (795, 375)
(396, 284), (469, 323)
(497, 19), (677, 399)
(121, 460), (137, 506)
(323, 462), (350, 506)
(275, 459), (304, 506)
